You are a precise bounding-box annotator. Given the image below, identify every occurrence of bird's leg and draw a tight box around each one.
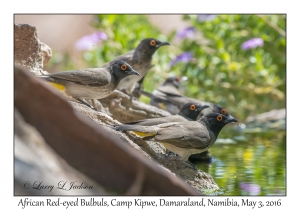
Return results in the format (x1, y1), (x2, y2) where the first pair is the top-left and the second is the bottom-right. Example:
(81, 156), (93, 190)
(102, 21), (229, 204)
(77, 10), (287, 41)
(91, 99), (97, 109)
(76, 98), (101, 112)
(165, 150), (198, 170)
(91, 99), (105, 112)
(129, 85), (138, 102)
(186, 160), (198, 171)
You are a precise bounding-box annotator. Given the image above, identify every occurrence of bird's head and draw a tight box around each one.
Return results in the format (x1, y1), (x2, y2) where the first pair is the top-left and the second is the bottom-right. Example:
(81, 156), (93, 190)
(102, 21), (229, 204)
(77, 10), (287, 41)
(137, 38), (170, 57)
(200, 112), (238, 137)
(163, 76), (187, 89)
(213, 104), (233, 117)
(110, 60), (140, 79)
(179, 103), (210, 120)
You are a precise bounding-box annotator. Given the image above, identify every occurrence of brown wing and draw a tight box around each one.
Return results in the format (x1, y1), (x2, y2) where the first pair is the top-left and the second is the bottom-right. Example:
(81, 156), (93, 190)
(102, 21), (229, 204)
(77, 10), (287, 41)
(49, 68), (110, 86)
(153, 121), (212, 149)
(126, 115), (186, 126)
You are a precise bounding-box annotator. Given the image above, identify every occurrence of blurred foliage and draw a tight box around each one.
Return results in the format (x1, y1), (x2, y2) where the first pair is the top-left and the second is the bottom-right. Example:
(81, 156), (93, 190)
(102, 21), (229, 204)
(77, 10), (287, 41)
(69, 14), (286, 121)
(176, 14), (286, 121)
(45, 50), (77, 73)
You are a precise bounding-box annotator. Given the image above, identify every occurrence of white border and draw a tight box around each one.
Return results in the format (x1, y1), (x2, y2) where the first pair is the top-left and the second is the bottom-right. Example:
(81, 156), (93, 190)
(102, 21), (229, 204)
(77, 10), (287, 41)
(3, 0), (296, 209)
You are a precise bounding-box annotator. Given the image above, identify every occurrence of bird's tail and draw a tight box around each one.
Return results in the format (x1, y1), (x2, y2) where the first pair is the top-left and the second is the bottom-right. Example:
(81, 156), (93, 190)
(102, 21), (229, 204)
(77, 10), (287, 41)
(137, 89), (170, 104)
(38, 76), (66, 92)
(113, 124), (157, 138)
(39, 75), (51, 81)
(136, 89), (155, 99)
(122, 120), (143, 125)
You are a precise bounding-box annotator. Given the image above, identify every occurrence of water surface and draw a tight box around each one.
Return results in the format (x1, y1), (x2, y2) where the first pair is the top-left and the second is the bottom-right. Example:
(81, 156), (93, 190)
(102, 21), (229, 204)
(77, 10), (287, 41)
(193, 128), (286, 196)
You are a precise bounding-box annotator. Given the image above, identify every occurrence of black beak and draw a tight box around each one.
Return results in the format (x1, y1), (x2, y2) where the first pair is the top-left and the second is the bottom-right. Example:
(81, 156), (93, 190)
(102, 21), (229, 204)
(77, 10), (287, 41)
(228, 114), (235, 119)
(158, 42), (170, 47)
(128, 69), (140, 76)
(226, 116), (238, 123)
(198, 105), (210, 112)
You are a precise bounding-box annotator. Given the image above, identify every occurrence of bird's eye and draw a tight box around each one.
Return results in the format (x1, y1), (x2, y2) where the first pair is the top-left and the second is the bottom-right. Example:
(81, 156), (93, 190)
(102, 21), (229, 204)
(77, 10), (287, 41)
(177, 77), (181, 82)
(217, 115), (222, 121)
(221, 108), (227, 115)
(190, 104), (196, 110)
(150, 40), (156, 46)
(121, 64), (127, 70)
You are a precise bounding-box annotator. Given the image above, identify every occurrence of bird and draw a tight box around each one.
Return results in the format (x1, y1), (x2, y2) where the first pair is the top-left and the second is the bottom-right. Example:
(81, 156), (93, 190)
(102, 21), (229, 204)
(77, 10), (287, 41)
(102, 38), (170, 98)
(114, 113), (238, 161)
(150, 76), (186, 114)
(125, 103), (210, 126)
(137, 76), (231, 118)
(40, 60), (140, 109)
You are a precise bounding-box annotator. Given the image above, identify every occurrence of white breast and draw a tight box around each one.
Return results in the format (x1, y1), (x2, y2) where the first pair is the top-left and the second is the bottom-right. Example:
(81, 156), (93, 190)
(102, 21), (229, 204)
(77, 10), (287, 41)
(65, 83), (115, 100)
(162, 143), (207, 161)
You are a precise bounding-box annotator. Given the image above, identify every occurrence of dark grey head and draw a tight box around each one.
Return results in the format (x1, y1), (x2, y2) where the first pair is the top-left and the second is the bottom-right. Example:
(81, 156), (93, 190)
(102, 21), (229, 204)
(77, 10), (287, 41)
(163, 76), (183, 89)
(110, 60), (140, 80)
(178, 103), (210, 120)
(136, 38), (170, 57)
(213, 104), (230, 117)
(200, 112), (238, 137)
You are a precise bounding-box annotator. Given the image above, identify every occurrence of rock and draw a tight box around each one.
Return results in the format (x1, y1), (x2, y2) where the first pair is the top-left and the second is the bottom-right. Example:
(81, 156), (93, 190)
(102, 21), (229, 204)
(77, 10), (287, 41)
(41, 42), (52, 66)
(14, 108), (109, 195)
(242, 108), (286, 132)
(245, 108), (286, 123)
(14, 24), (50, 75)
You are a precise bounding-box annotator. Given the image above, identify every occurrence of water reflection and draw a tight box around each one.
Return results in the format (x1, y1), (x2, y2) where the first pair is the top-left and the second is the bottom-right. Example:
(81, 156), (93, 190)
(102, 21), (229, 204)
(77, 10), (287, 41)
(193, 129), (286, 196)
(240, 182), (261, 196)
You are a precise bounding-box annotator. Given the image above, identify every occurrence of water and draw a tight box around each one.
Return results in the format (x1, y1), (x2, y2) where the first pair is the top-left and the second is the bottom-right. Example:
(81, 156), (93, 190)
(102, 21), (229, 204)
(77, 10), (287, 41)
(193, 128), (286, 196)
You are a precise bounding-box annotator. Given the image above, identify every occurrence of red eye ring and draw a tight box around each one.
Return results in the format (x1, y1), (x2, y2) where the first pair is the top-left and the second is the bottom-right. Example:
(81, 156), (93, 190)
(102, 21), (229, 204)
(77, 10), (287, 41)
(190, 104), (196, 110)
(221, 108), (227, 115)
(121, 64), (127, 70)
(217, 115), (222, 121)
(150, 40), (156, 46)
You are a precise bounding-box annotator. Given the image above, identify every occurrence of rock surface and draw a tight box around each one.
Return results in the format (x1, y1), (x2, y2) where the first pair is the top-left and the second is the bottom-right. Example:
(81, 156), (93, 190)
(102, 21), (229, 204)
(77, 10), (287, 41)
(14, 24), (50, 75)
(14, 109), (109, 195)
(245, 108), (285, 123)
(241, 108), (286, 132)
